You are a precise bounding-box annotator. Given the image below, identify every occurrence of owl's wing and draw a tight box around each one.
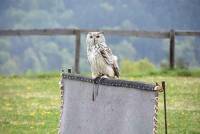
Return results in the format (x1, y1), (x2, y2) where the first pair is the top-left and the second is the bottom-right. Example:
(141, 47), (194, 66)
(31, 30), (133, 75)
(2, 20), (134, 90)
(99, 45), (119, 77)
(99, 46), (113, 65)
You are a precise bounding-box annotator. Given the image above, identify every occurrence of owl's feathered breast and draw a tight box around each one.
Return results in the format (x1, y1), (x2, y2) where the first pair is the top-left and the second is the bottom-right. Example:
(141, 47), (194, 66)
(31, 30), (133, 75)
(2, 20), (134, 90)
(87, 44), (107, 68)
(87, 42), (119, 78)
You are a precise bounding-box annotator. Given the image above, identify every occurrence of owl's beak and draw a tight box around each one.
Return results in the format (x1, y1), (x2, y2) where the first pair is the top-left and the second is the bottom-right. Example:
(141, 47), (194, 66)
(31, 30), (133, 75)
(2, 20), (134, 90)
(94, 38), (96, 44)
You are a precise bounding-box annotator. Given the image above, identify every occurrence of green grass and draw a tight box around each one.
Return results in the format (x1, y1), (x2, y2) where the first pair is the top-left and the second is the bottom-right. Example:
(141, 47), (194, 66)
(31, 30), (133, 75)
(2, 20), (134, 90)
(0, 76), (60, 133)
(0, 74), (200, 134)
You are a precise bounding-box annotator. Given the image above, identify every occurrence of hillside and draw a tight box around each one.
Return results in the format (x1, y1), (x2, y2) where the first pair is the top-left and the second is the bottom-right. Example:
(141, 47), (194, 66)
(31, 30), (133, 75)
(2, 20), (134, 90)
(0, 0), (200, 74)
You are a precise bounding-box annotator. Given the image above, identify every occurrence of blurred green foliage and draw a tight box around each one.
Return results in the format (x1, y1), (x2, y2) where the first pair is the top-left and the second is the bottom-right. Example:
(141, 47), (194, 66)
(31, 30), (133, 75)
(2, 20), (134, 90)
(120, 59), (200, 77)
(0, 0), (200, 75)
(120, 58), (156, 76)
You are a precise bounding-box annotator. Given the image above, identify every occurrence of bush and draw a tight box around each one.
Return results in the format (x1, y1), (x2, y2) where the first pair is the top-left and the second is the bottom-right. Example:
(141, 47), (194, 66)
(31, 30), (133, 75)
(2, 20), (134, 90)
(176, 57), (189, 69)
(120, 58), (156, 76)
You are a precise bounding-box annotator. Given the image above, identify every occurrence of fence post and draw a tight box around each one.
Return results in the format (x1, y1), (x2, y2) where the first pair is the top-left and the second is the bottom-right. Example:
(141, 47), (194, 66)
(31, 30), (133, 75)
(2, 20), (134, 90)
(75, 30), (81, 74)
(169, 29), (175, 69)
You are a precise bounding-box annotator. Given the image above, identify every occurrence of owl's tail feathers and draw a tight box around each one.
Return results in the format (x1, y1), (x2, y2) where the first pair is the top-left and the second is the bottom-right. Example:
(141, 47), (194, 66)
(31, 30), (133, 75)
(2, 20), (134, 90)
(113, 66), (119, 78)
(112, 55), (120, 78)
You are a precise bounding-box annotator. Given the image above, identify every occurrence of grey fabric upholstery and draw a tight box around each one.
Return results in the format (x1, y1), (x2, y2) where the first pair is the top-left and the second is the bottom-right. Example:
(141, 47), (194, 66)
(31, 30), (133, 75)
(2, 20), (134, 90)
(60, 74), (157, 134)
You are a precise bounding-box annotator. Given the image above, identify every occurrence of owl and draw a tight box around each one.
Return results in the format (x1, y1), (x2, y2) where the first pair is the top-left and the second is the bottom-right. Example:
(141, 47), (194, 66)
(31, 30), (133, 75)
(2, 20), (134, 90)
(86, 32), (119, 79)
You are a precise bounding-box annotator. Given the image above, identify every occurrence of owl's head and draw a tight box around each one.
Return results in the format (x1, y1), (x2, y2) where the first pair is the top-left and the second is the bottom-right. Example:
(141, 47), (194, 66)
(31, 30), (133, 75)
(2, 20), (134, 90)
(86, 32), (105, 46)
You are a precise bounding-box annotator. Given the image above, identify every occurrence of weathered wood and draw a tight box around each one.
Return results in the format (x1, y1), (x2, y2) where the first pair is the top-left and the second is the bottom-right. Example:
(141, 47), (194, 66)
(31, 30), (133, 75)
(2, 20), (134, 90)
(75, 30), (81, 74)
(81, 29), (170, 38)
(0, 28), (200, 38)
(175, 31), (200, 36)
(0, 28), (200, 72)
(169, 29), (175, 69)
(0, 28), (76, 36)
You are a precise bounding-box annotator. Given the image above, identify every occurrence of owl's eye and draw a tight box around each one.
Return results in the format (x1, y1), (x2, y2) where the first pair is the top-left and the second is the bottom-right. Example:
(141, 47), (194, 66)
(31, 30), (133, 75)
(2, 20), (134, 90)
(96, 35), (100, 38)
(90, 36), (93, 38)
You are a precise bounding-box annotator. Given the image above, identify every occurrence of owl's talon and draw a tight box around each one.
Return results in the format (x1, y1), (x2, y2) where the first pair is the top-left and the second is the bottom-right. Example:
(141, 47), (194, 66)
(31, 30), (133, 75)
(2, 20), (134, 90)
(100, 75), (109, 79)
(93, 76), (101, 84)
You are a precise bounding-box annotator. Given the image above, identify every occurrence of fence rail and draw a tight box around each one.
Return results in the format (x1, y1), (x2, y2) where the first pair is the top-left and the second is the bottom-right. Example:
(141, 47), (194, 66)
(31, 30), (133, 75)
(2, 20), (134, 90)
(0, 28), (200, 73)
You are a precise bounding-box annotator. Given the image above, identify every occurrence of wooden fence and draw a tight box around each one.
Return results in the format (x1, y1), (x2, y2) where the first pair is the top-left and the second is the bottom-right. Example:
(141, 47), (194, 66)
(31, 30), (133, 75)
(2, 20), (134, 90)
(0, 28), (200, 73)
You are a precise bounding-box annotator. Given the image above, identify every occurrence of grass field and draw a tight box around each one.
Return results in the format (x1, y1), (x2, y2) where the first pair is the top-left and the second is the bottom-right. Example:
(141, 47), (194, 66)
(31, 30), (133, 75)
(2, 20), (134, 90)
(0, 74), (200, 134)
